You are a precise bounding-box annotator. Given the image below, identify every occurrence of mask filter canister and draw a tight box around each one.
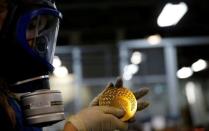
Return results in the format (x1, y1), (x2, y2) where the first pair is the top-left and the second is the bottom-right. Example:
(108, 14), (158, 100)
(21, 89), (65, 126)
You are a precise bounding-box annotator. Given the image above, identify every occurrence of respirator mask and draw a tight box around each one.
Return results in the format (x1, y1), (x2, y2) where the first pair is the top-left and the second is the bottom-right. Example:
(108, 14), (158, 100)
(0, 0), (65, 126)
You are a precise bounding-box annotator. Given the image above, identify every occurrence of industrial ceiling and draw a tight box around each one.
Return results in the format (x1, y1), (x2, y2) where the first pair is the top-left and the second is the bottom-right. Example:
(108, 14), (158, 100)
(56, 0), (209, 45)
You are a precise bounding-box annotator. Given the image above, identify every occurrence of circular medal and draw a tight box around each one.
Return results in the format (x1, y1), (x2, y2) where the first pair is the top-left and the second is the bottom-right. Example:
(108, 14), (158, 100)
(99, 87), (137, 121)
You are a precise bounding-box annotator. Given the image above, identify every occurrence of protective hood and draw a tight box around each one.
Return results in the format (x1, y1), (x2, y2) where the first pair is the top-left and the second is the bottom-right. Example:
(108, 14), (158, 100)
(0, 0), (62, 92)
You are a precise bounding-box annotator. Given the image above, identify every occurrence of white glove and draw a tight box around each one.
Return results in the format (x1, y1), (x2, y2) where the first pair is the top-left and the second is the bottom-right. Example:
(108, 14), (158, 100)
(89, 77), (149, 122)
(90, 78), (149, 111)
(67, 106), (128, 131)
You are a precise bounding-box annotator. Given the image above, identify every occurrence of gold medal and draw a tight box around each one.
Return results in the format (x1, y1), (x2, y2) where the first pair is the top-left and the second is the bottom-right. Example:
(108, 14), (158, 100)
(99, 87), (137, 121)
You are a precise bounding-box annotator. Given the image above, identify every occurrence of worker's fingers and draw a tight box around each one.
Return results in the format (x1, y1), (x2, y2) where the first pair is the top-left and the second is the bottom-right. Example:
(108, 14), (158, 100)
(110, 115), (128, 131)
(127, 116), (136, 123)
(89, 82), (114, 106)
(137, 101), (150, 111)
(134, 87), (149, 99)
(100, 106), (125, 118)
(115, 77), (123, 88)
(106, 82), (114, 89)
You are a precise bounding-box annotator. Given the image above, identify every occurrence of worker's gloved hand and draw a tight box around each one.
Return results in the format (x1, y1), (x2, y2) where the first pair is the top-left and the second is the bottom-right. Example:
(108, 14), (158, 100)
(90, 77), (150, 119)
(68, 106), (128, 131)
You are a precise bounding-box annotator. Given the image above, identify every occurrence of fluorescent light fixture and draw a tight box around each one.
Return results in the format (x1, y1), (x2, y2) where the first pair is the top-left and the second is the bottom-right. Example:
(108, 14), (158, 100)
(53, 56), (62, 68)
(191, 59), (207, 72)
(131, 51), (142, 64)
(185, 82), (196, 104)
(157, 2), (188, 27)
(53, 66), (69, 77)
(177, 67), (193, 79)
(147, 34), (161, 45)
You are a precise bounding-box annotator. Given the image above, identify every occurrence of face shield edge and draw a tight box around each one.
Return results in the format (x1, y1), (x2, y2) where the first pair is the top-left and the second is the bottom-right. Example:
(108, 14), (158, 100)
(16, 8), (62, 72)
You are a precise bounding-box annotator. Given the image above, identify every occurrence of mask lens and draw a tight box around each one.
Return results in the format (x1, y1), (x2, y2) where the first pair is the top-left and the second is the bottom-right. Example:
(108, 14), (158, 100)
(27, 15), (50, 48)
(25, 14), (59, 62)
(27, 15), (47, 33)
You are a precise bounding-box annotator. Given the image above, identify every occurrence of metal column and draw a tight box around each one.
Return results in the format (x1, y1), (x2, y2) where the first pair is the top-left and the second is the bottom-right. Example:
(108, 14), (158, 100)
(72, 47), (83, 111)
(164, 44), (179, 119)
(119, 44), (132, 87)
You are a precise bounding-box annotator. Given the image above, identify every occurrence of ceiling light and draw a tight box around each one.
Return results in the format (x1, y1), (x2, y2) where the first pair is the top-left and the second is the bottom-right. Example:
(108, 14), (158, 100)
(147, 34), (161, 45)
(53, 56), (62, 68)
(123, 72), (133, 81)
(124, 64), (139, 75)
(191, 59), (207, 72)
(157, 2), (188, 27)
(123, 64), (139, 80)
(53, 66), (69, 77)
(185, 82), (196, 104)
(131, 51), (142, 64)
(177, 67), (193, 79)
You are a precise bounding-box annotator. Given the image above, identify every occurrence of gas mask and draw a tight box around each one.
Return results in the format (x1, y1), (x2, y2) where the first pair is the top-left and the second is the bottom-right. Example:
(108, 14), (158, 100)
(0, 0), (64, 126)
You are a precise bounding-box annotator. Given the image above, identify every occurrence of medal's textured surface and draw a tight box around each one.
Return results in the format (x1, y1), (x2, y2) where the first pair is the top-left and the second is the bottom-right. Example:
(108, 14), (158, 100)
(99, 87), (137, 121)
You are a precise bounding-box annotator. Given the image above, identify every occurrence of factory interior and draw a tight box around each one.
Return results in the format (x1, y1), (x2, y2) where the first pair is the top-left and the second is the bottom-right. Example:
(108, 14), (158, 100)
(47, 0), (209, 130)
